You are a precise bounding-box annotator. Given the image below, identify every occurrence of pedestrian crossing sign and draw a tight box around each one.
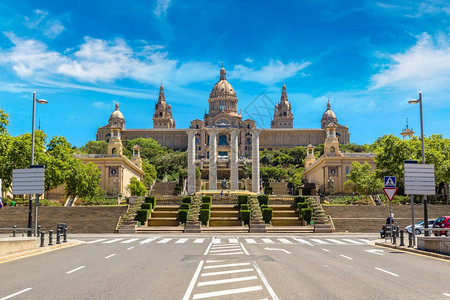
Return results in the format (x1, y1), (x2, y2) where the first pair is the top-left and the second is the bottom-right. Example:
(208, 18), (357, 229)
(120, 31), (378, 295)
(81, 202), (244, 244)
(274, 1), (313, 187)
(384, 176), (396, 187)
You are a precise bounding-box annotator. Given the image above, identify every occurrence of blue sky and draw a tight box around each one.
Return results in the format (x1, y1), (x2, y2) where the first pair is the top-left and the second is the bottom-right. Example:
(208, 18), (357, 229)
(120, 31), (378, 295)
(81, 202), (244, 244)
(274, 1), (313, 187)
(0, 0), (449, 147)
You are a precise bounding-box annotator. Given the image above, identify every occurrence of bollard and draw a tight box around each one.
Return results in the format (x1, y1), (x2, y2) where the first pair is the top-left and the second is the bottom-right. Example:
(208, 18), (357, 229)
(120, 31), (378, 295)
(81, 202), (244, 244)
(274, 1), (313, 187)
(392, 231), (397, 245)
(56, 228), (61, 244)
(408, 232), (413, 247)
(63, 227), (67, 243)
(37, 226), (41, 237)
(48, 230), (53, 246)
(40, 231), (45, 247)
(13, 225), (16, 237)
(399, 230), (405, 246)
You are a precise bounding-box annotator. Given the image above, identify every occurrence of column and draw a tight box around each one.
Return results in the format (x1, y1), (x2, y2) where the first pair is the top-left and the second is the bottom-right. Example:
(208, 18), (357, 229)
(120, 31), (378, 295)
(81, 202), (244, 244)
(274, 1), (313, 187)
(251, 128), (261, 194)
(186, 129), (197, 195)
(230, 128), (239, 190)
(207, 128), (219, 190)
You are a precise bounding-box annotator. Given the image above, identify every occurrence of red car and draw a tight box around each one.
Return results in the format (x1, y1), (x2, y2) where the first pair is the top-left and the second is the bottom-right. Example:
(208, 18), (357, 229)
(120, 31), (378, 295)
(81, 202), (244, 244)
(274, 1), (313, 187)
(432, 216), (450, 236)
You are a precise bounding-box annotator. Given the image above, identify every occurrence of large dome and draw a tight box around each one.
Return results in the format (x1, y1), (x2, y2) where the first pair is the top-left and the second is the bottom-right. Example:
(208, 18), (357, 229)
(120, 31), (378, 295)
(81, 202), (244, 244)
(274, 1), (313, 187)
(109, 101), (125, 128)
(209, 66), (237, 99)
(320, 101), (337, 128)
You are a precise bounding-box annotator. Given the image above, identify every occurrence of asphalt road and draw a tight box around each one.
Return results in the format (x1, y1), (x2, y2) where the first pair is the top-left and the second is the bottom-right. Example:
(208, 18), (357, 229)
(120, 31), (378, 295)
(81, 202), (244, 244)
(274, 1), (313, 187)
(0, 234), (449, 299)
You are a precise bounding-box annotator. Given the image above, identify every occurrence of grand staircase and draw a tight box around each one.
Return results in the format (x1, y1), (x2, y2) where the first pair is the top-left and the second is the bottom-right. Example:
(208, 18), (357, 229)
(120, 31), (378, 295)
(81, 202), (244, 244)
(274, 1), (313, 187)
(147, 206), (179, 226)
(150, 182), (177, 196)
(209, 205), (242, 226)
(270, 182), (291, 195)
(271, 205), (302, 226)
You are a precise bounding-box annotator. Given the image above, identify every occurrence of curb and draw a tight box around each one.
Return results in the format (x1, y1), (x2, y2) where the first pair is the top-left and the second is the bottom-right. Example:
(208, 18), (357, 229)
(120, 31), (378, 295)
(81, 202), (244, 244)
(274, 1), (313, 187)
(375, 242), (450, 261)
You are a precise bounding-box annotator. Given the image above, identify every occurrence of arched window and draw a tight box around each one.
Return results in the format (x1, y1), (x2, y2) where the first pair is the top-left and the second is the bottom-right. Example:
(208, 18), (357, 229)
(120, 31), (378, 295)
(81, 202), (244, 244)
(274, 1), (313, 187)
(219, 134), (228, 145)
(112, 148), (117, 155)
(330, 147), (335, 156)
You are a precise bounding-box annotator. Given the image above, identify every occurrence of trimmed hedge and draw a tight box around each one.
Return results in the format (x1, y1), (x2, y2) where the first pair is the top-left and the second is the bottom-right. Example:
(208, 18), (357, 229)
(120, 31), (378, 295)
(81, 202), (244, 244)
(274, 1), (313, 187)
(294, 196), (306, 207)
(136, 209), (150, 224)
(257, 195), (269, 206)
(201, 203), (211, 210)
(240, 210), (251, 225)
(301, 208), (313, 225)
(240, 204), (249, 211)
(202, 196), (212, 204)
(297, 202), (309, 210)
(180, 203), (191, 210)
(262, 208), (273, 224)
(238, 195), (248, 206)
(178, 209), (189, 224)
(264, 187), (273, 195)
(145, 196), (156, 209)
(182, 196), (192, 204)
(141, 203), (152, 210)
(260, 204), (269, 210)
(200, 209), (211, 225)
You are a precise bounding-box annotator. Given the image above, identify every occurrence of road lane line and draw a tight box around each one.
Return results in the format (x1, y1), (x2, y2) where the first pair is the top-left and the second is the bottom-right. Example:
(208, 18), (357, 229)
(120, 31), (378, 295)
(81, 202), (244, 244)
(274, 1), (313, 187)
(278, 238), (293, 244)
(358, 239), (370, 243)
(197, 275), (257, 286)
(212, 251), (244, 255)
(121, 238), (139, 244)
(262, 239), (274, 244)
(139, 237), (157, 244)
(104, 254), (116, 259)
(66, 266), (85, 274)
(203, 262), (251, 269)
(182, 260), (204, 300)
(203, 240), (214, 255)
(176, 238), (189, 244)
(210, 248), (243, 253)
(201, 268), (254, 277)
(342, 239), (364, 245)
(252, 261), (279, 300)
(240, 243), (250, 255)
(321, 248), (330, 252)
(193, 285), (263, 299)
(194, 238), (205, 243)
(103, 238), (123, 244)
(340, 255), (353, 260)
(326, 239), (347, 245)
(211, 243), (239, 247)
(375, 267), (399, 277)
(0, 288), (32, 300)
(126, 247), (134, 250)
(310, 239), (328, 244)
(205, 260), (227, 263)
(293, 238), (312, 245)
(210, 245), (241, 249)
(229, 238), (238, 243)
(245, 238), (256, 244)
(157, 238), (172, 244)
(85, 239), (106, 244)
(443, 293), (450, 297)
(212, 238), (221, 243)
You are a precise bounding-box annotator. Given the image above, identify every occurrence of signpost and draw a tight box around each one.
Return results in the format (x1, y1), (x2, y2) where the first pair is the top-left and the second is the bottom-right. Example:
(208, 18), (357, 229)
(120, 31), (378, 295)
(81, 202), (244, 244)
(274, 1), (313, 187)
(383, 176), (397, 242)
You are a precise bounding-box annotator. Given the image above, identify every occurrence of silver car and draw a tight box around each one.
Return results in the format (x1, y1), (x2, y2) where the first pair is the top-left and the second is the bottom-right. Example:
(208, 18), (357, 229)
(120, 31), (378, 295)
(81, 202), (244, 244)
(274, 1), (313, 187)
(405, 219), (436, 235)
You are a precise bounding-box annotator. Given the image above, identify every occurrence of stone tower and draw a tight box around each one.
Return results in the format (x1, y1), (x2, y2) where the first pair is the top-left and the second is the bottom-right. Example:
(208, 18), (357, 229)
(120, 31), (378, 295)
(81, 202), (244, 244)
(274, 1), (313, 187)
(107, 126), (123, 157)
(271, 83), (293, 128)
(321, 100), (338, 129)
(109, 101), (125, 130)
(153, 83), (176, 129)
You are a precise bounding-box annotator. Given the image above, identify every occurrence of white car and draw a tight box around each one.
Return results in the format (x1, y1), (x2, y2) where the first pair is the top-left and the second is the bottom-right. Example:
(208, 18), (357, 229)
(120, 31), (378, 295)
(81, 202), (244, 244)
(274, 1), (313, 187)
(405, 219), (436, 235)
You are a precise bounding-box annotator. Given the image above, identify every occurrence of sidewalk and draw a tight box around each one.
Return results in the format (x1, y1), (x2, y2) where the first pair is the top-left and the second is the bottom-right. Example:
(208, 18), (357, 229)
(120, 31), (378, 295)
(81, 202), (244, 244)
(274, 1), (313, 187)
(375, 239), (450, 261)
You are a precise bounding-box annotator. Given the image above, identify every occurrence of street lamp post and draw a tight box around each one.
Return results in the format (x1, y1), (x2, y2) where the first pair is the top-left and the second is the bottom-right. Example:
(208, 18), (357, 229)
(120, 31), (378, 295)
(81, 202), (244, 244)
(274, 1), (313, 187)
(27, 92), (48, 236)
(408, 91), (428, 236)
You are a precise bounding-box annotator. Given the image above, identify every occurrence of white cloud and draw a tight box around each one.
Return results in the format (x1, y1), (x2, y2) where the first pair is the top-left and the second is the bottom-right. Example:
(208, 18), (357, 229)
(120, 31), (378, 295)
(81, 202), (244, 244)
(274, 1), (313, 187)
(154, 0), (172, 19)
(231, 60), (311, 85)
(245, 58), (254, 63)
(371, 32), (450, 91)
(24, 9), (65, 39)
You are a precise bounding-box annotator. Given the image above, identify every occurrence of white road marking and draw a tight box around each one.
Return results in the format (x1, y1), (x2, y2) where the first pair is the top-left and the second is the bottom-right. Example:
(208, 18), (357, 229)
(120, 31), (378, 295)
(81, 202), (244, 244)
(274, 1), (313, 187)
(342, 239), (364, 245)
(66, 266), (85, 274)
(157, 238), (172, 244)
(203, 262), (251, 269)
(193, 285), (263, 299)
(212, 251), (244, 256)
(85, 239), (106, 244)
(194, 238), (205, 244)
(121, 238), (139, 244)
(126, 247), (134, 250)
(201, 268), (254, 277)
(212, 238), (221, 243)
(262, 238), (274, 244)
(326, 239), (347, 245)
(197, 275), (257, 286)
(139, 237), (157, 244)
(205, 260), (227, 263)
(366, 249), (384, 256)
(252, 261), (279, 300)
(264, 247), (291, 254)
(358, 239), (370, 243)
(340, 255), (353, 260)
(241, 243), (250, 255)
(443, 293), (450, 297)
(293, 238), (312, 245)
(0, 288), (32, 300)
(310, 239), (329, 244)
(375, 267), (399, 277)
(182, 260), (204, 300)
(321, 248), (330, 252)
(104, 254), (116, 259)
(210, 248), (243, 253)
(176, 238), (189, 244)
(245, 238), (256, 244)
(103, 238), (123, 244)
(203, 239), (214, 255)
(229, 238), (238, 243)
(278, 238), (293, 244)
(210, 245), (241, 249)
(211, 243), (239, 247)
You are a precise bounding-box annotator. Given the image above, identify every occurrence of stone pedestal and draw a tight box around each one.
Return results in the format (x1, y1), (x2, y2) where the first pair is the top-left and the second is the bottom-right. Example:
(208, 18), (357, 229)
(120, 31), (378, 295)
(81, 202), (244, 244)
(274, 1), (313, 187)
(208, 128), (219, 190)
(314, 224), (333, 233)
(249, 220), (267, 233)
(184, 221), (202, 233)
(251, 128), (261, 194)
(230, 128), (239, 190)
(186, 129), (197, 195)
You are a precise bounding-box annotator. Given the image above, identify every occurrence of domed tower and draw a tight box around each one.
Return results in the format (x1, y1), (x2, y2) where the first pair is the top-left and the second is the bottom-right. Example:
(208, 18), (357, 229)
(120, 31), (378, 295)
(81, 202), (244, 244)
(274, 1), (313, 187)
(271, 83), (294, 128)
(320, 100), (338, 129)
(109, 101), (125, 129)
(153, 83), (176, 129)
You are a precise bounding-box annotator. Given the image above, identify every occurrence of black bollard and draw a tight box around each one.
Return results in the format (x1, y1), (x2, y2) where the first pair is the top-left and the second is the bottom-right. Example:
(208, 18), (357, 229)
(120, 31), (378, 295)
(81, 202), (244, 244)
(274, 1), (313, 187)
(399, 230), (405, 246)
(12, 225), (16, 237)
(48, 230), (53, 246)
(56, 228), (61, 244)
(37, 226), (41, 237)
(408, 232), (413, 247)
(63, 227), (67, 243)
(40, 231), (45, 247)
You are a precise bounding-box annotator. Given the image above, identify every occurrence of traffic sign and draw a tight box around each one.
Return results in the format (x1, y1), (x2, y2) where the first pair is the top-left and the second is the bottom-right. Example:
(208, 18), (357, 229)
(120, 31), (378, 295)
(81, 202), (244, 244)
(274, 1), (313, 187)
(383, 187), (398, 201)
(384, 176), (396, 187)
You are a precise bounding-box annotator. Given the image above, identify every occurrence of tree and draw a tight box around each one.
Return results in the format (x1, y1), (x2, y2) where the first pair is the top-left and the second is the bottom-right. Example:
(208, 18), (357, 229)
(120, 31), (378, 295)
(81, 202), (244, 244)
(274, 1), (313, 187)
(343, 161), (383, 198)
(142, 159), (157, 188)
(127, 177), (146, 196)
(0, 108), (9, 134)
(64, 160), (101, 199)
(78, 140), (108, 154)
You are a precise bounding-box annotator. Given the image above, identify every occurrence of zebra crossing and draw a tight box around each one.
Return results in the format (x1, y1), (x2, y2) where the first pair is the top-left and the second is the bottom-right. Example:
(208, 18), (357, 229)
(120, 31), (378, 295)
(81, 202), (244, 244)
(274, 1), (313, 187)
(82, 237), (371, 246)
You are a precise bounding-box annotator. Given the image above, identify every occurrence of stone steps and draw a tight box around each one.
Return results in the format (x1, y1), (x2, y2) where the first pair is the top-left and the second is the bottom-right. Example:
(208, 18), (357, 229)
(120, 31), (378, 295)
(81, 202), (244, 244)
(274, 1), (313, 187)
(270, 204), (303, 226)
(211, 211), (240, 218)
(147, 205), (179, 227)
(209, 204), (241, 227)
(151, 182), (177, 196)
(271, 218), (302, 226)
(273, 211), (298, 217)
(209, 219), (243, 226)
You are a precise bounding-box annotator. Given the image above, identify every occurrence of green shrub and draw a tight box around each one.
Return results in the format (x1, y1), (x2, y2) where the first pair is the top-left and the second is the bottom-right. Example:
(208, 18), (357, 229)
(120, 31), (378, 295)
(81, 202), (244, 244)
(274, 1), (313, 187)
(136, 209), (150, 224)
(238, 195), (248, 206)
(182, 196), (192, 204)
(262, 208), (273, 224)
(264, 187), (273, 195)
(240, 210), (251, 225)
(301, 208), (313, 224)
(240, 204), (249, 211)
(180, 203), (191, 210)
(38, 199), (63, 207)
(257, 195), (269, 206)
(202, 196), (212, 204)
(173, 187), (181, 195)
(199, 209), (211, 225)
(294, 196), (306, 207)
(297, 202), (309, 210)
(81, 198), (118, 206)
(201, 203), (211, 210)
(178, 209), (189, 224)
(141, 203), (152, 210)
(260, 204), (269, 210)
(145, 196), (156, 208)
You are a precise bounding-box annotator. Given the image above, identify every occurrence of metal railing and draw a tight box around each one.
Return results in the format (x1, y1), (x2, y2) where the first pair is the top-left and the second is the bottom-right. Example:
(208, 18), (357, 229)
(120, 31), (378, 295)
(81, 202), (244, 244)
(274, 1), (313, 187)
(0, 227), (33, 237)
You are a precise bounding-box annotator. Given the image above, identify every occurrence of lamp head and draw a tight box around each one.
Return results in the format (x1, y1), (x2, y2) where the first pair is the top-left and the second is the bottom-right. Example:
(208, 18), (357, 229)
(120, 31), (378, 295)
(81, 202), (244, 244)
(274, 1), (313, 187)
(36, 99), (48, 104)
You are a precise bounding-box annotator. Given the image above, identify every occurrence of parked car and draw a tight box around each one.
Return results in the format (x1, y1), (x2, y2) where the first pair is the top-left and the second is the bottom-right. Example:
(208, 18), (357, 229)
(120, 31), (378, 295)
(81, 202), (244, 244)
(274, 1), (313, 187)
(405, 219), (436, 235)
(432, 216), (450, 236)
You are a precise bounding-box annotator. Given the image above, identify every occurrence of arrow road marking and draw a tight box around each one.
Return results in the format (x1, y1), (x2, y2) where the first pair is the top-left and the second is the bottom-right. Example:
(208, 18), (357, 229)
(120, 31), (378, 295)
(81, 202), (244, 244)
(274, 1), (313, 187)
(264, 247), (291, 254)
(365, 249), (384, 255)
